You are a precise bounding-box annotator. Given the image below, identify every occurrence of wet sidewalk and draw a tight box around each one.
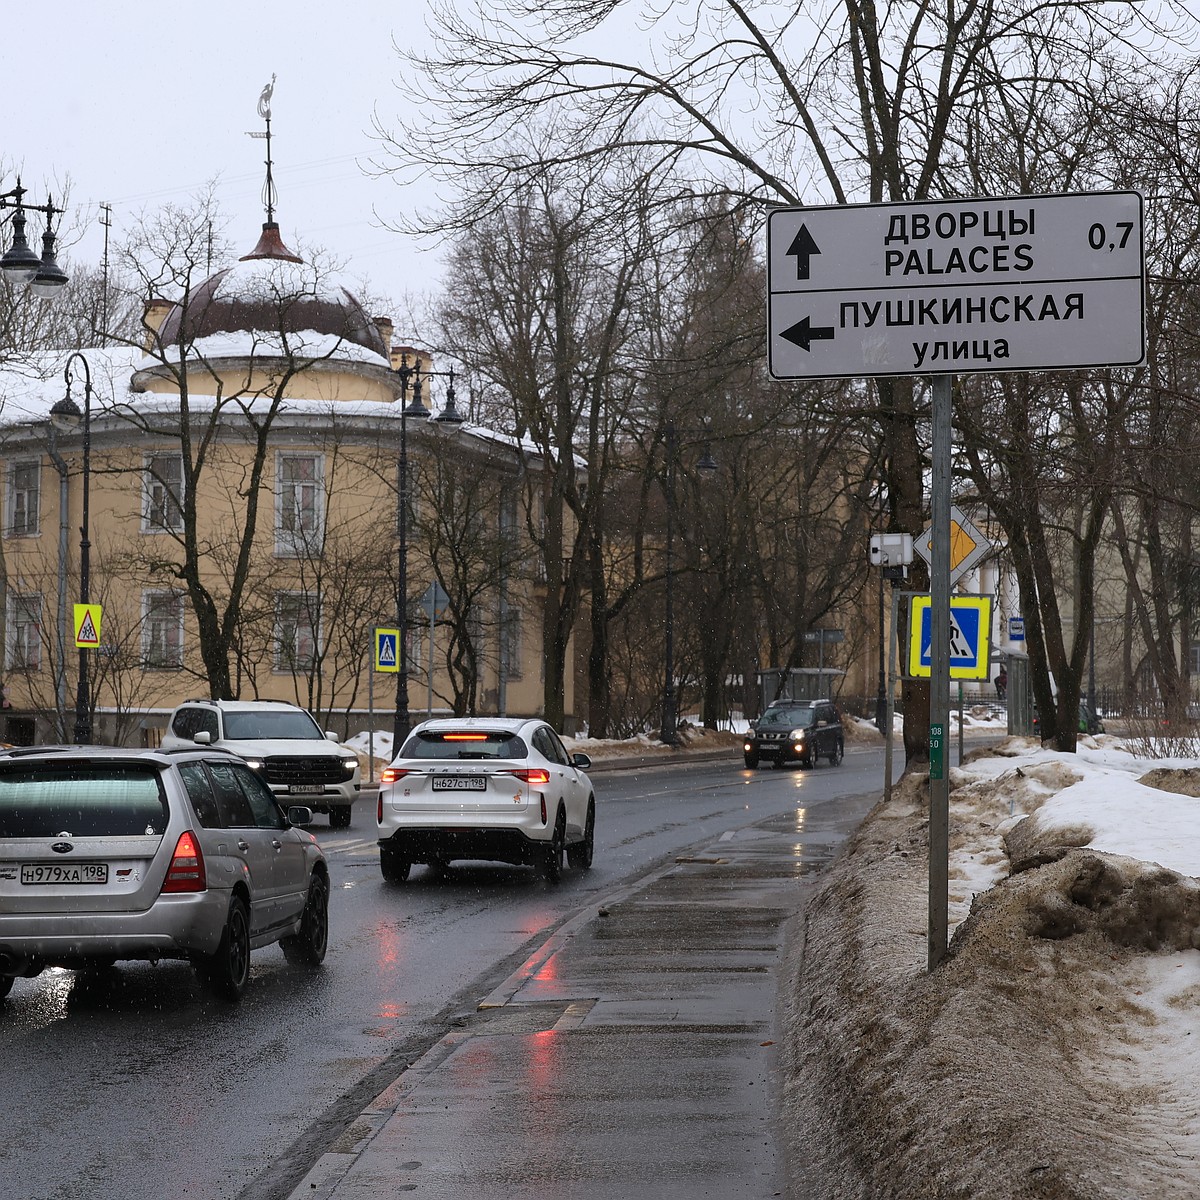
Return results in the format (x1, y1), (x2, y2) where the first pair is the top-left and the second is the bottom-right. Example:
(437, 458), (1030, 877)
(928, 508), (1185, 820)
(286, 799), (868, 1199)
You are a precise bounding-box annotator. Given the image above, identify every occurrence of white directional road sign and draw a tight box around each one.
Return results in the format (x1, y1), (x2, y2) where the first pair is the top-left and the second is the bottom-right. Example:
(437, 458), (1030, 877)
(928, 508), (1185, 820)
(768, 191), (1145, 380)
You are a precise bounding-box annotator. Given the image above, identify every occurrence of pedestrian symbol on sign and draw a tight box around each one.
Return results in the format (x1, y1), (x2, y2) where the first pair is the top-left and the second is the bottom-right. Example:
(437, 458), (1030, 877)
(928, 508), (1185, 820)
(374, 628), (400, 673)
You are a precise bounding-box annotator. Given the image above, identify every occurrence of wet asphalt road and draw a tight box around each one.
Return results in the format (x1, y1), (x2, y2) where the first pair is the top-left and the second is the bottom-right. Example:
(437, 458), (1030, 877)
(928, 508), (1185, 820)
(0, 748), (884, 1200)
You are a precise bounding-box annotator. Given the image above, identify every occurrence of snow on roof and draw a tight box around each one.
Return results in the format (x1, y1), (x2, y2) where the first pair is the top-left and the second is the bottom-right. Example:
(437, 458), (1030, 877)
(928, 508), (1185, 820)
(0, 347), (558, 464)
(136, 328), (390, 369)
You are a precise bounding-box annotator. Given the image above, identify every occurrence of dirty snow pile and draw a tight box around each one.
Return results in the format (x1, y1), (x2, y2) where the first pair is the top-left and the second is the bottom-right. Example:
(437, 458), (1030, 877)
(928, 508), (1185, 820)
(784, 733), (1200, 1199)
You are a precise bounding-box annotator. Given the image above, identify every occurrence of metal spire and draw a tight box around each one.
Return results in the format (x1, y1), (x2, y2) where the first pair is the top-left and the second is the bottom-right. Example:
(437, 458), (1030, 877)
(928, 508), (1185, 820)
(248, 74), (277, 224)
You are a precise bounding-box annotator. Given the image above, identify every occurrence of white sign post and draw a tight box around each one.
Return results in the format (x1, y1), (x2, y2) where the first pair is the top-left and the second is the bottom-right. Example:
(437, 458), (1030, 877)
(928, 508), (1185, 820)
(767, 191), (1145, 380)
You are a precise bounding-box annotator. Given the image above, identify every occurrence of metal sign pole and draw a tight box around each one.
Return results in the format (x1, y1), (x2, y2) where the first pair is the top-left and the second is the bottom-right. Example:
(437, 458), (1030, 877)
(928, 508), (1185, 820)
(884, 589), (901, 804)
(368, 655), (375, 784)
(928, 374), (953, 970)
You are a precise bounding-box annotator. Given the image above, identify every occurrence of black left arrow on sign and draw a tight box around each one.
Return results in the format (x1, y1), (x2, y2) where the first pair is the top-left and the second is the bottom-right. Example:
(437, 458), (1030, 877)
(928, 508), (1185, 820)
(781, 316), (834, 351)
(786, 225), (820, 279)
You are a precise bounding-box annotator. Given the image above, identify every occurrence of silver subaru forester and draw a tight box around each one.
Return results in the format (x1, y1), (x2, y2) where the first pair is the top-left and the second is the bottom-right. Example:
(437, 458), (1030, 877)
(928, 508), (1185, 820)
(0, 746), (329, 1002)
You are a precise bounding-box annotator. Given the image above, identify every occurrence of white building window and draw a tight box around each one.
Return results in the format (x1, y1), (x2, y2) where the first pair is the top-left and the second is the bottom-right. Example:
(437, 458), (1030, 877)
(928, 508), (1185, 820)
(142, 454), (184, 532)
(142, 591), (184, 668)
(275, 592), (320, 671)
(276, 454), (324, 555)
(6, 593), (41, 670)
(7, 460), (40, 537)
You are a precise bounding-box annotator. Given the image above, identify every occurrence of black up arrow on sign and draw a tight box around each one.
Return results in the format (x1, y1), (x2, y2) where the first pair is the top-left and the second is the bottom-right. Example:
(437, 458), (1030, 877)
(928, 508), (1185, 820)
(786, 225), (820, 279)
(781, 316), (835, 352)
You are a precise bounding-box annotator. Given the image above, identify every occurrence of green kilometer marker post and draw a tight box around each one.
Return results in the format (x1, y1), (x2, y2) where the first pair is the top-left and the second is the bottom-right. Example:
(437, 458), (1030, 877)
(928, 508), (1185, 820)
(929, 722), (945, 780)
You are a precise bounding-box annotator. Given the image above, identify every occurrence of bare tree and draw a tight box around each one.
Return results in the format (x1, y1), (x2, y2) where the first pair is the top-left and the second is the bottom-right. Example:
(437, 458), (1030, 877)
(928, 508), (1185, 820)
(380, 0), (1187, 760)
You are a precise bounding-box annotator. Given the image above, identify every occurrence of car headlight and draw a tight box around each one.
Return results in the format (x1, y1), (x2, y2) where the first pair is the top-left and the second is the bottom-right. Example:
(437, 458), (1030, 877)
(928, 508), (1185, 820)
(243, 758), (266, 771)
(341, 757), (358, 773)
(790, 730), (806, 742)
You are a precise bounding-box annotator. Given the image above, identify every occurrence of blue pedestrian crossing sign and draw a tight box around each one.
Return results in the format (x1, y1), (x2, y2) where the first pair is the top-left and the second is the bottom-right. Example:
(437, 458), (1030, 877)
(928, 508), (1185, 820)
(907, 594), (993, 680)
(374, 628), (400, 673)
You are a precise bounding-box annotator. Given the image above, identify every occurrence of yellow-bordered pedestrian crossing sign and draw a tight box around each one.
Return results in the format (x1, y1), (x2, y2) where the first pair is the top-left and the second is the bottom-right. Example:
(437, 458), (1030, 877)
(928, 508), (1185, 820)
(375, 628), (399, 673)
(907, 594), (992, 680)
(74, 604), (102, 648)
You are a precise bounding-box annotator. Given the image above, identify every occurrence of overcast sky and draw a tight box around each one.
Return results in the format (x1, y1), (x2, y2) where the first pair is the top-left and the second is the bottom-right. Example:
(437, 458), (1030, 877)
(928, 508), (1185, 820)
(3, 0), (446, 321)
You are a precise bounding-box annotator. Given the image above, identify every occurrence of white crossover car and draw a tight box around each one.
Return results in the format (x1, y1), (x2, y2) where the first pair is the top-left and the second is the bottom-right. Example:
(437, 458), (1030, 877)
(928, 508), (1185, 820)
(377, 717), (595, 883)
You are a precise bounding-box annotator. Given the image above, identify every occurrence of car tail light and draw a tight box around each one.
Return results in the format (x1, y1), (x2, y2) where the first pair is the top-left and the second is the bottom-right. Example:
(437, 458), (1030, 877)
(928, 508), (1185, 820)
(507, 768), (551, 785)
(161, 831), (206, 893)
(380, 767), (411, 784)
(540, 795), (547, 824)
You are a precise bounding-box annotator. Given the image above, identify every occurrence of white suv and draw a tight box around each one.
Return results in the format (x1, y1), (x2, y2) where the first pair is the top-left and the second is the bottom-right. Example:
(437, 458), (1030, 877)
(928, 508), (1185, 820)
(160, 700), (361, 828)
(377, 716), (595, 883)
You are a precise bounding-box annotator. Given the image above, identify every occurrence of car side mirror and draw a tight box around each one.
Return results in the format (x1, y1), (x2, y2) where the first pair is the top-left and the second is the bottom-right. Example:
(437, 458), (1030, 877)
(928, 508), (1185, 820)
(325, 731), (338, 741)
(572, 752), (592, 771)
(194, 731), (212, 745)
(287, 805), (314, 826)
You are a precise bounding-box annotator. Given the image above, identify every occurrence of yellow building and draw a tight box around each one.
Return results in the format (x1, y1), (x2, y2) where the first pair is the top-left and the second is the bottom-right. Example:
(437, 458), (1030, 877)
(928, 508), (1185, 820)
(0, 221), (568, 745)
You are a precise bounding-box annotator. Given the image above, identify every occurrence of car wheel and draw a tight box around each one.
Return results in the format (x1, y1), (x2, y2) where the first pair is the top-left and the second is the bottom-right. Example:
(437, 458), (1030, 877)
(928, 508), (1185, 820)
(329, 806), (352, 830)
(380, 843), (412, 884)
(199, 895), (251, 1002)
(567, 801), (595, 871)
(540, 809), (565, 883)
(743, 753), (759, 769)
(281, 873), (329, 967)
(830, 740), (844, 766)
(0, 975), (13, 1001)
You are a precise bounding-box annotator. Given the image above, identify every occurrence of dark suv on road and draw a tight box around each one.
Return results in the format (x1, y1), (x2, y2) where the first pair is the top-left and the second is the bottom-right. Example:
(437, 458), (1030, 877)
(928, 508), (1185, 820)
(743, 699), (844, 770)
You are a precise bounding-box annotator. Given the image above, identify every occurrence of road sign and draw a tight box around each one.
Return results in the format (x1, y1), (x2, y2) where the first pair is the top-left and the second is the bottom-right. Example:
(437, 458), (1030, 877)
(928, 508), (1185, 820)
(914, 505), (993, 586)
(422, 583), (451, 620)
(73, 604), (102, 649)
(907, 594), (993, 680)
(1009, 617), (1025, 642)
(767, 191), (1145, 380)
(374, 628), (399, 673)
(802, 629), (844, 644)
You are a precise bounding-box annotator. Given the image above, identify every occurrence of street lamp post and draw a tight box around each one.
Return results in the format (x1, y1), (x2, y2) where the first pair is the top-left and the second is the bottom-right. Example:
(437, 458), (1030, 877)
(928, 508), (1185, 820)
(392, 354), (465, 750)
(660, 421), (717, 746)
(50, 353), (93, 744)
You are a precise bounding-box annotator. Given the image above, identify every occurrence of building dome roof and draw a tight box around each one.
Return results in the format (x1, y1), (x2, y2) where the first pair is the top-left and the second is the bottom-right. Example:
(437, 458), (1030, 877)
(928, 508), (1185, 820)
(156, 223), (387, 359)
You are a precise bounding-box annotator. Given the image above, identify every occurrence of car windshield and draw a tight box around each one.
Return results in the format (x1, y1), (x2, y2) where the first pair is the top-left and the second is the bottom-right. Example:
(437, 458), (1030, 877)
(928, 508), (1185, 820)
(402, 731), (528, 760)
(0, 763), (168, 838)
(222, 711), (324, 740)
(759, 707), (815, 728)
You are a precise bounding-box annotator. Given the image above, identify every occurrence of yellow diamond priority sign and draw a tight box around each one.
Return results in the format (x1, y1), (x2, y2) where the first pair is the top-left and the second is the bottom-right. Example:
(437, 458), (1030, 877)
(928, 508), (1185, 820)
(915, 505), (993, 586)
(74, 604), (102, 649)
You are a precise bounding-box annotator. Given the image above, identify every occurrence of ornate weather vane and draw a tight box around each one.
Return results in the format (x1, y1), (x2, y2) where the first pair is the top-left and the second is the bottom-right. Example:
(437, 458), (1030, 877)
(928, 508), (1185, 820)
(247, 74), (278, 224)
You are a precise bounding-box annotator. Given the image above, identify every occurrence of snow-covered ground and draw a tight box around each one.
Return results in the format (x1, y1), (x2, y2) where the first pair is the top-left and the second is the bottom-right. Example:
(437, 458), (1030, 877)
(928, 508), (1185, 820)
(786, 730), (1200, 1199)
